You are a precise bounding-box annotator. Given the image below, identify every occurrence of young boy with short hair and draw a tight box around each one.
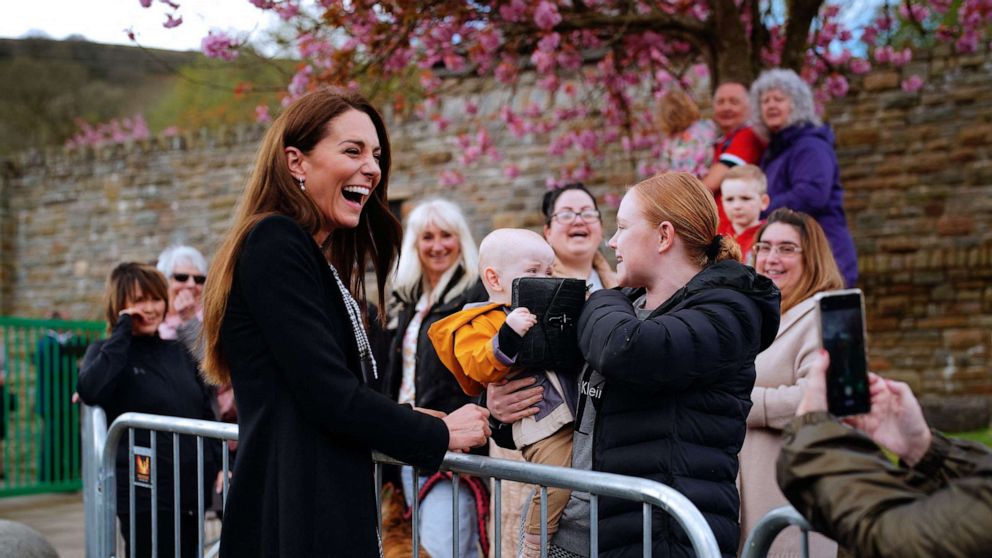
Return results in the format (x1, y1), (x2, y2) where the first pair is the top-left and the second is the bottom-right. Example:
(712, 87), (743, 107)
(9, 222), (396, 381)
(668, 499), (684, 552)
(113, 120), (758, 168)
(718, 164), (771, 263)
(429, 229), (576, 558)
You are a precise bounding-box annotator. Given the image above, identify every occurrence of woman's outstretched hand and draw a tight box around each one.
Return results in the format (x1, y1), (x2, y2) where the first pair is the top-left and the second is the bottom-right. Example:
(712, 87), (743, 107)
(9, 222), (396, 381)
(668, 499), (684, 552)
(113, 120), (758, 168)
(443, 404), (491, 451)
(486, 376), (543, 424)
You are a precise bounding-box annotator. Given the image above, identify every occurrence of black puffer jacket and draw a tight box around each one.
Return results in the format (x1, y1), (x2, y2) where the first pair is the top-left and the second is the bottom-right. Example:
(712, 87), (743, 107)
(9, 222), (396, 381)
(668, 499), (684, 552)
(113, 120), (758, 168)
(578, 260), (780, 557)
(380, 266), (488, 414)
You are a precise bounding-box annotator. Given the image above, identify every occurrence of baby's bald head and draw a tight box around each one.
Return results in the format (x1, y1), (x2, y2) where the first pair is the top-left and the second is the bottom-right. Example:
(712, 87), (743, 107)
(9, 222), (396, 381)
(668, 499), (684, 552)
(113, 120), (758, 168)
(478, 229), (556, 303)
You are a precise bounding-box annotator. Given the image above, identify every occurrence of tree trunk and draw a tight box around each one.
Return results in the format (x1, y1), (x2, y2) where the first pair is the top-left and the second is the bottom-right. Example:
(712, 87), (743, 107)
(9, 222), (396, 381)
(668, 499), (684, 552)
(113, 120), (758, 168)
(709, 0), (755, 89)
(780, 0), (825, 73)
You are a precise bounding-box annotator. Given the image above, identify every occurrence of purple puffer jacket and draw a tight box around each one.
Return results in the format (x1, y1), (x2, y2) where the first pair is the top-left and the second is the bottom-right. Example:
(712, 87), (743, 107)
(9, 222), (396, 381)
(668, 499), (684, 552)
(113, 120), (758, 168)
(760, 124), (858, 286)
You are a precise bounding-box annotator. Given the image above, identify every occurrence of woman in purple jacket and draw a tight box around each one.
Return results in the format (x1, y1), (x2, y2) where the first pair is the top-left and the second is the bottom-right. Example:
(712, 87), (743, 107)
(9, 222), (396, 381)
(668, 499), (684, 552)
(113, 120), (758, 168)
(751, 68), (858, 287)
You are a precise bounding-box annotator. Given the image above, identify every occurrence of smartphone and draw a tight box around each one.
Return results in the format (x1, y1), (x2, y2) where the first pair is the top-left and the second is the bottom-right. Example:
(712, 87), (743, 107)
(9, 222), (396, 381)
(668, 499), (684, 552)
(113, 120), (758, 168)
(814, 289), (871, 416)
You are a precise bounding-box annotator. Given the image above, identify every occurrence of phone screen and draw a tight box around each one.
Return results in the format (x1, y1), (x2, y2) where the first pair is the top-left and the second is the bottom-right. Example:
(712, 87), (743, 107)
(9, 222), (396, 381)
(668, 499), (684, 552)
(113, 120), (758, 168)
(819, 291), (870, 416)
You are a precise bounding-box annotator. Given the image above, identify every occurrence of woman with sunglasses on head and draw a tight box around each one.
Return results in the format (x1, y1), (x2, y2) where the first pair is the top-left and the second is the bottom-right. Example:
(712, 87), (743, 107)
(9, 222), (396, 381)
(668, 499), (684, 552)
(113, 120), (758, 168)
(737, 208), (842, 557)
(156, 245), (208, 351)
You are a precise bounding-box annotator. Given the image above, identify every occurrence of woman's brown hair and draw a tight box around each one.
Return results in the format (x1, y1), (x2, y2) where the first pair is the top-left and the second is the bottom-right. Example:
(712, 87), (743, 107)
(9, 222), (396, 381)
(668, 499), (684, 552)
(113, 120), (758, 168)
(755, 208), (843, 313)
(659, 89), (702, 136)
(201, 88), (402, 385)
(632, 171), (742, 267)
(103, 263), (169, 330)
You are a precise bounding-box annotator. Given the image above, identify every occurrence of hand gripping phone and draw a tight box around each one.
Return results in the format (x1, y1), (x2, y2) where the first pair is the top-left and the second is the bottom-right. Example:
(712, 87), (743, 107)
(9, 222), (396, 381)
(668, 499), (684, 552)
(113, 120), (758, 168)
(814, 289), (871, 416)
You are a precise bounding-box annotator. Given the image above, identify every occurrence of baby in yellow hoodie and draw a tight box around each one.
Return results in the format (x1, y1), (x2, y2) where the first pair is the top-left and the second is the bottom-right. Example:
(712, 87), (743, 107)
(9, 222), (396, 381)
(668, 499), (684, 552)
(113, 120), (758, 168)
(429, 229), (575, 558)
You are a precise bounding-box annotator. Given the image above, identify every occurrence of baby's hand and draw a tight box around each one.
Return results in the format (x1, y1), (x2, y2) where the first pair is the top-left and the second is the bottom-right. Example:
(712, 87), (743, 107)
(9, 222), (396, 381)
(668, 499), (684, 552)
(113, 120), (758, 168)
(506, 307), (537, 336)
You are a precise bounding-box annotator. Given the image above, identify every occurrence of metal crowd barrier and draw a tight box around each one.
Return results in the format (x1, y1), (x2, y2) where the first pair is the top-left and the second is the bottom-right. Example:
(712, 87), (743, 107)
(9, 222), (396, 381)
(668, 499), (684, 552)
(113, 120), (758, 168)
(739, 505), (815, 558)
(83, 407), (722, 558)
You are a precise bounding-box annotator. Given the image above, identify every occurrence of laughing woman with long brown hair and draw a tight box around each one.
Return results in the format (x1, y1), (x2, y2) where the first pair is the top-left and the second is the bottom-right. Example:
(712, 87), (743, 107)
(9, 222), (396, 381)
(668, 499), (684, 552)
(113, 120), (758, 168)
(200, 89), (491, 558)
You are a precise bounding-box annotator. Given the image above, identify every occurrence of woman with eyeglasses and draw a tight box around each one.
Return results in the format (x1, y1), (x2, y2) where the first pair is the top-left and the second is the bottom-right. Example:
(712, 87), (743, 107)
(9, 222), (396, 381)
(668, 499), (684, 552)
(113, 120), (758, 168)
(738, 207), (842, 557)
(486, 182), (616, 556)
(155, 245), (208, 350)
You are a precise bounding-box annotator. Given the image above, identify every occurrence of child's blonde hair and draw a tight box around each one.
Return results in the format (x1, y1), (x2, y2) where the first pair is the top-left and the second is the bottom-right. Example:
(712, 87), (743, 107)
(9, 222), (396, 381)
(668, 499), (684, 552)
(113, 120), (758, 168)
(723, 164), (767, 194)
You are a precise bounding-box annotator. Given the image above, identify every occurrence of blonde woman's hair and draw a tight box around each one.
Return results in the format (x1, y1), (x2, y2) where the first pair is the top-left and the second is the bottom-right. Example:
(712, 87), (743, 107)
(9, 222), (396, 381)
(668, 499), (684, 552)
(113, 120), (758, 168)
(392, 198), (479, 304)
(632, 172), (742, 267)
(755, 208), (843, 313)
(659, 89), (702, 136)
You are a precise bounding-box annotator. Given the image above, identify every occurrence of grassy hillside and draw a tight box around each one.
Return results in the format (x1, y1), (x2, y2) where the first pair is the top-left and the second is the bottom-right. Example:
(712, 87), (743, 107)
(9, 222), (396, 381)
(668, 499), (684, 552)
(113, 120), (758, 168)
(0, 38), (293, 156)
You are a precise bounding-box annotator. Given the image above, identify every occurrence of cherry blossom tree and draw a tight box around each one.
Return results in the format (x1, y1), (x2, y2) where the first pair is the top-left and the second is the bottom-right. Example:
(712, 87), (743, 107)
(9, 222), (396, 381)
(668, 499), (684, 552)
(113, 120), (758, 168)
(138, 0), (992, 185)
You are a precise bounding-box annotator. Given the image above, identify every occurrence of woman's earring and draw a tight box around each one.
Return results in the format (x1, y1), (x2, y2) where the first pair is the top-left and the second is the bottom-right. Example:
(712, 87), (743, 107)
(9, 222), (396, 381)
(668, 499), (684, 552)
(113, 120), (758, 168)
(297, 177), (306, 192)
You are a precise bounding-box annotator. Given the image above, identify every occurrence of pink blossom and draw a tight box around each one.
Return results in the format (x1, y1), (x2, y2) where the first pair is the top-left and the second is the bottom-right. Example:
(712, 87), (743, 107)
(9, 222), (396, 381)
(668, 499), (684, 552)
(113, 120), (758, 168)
(537, 33), (560, 52)
(443, 53), (466, 72)
(201, 31), (239, 61)
(901, 75), (924, 92)
(249, 0), (275, 8)
(288, 66), (312, 97)
(499, 0), (526, 22)
(163, 14), (183, 28)
(874, 45), (892, 64)
(531, 50), (556, 73)
(576, 130), (598, 151)
(538, 74), (559, 92)
(494, 59), (518, 84)
(849, 58), (872, 74)
(533, 1), (562, 31)
(465, 101), (478, 116)
(255, 105), (271, 123)
(276, 2), (300, 20)
(161, 126), (180, 137)
(439, 170), (464, 187)
(956, 31), (980, 53)
(826, 74), (849, 97)
(139, 0), (152, 7)
(503, 165), (520, 179)
(861, 26), (878, 45)
(159, 0), (179, 8)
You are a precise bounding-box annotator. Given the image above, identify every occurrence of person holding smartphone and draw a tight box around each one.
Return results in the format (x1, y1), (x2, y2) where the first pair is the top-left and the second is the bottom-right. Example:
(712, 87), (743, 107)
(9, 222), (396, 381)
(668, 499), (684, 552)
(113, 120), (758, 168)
(777, 351), (992, 558)
(739, 207), (842, 557)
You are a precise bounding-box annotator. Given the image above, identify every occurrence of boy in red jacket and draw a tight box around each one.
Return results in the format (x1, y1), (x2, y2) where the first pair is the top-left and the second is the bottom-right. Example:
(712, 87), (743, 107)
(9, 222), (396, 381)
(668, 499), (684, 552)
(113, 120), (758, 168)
(718, 164), (770, 263)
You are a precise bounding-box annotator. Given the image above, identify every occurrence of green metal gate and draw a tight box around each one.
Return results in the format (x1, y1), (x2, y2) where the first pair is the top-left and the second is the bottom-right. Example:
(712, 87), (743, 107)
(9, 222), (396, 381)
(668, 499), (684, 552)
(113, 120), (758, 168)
(1, 316), (105, 496)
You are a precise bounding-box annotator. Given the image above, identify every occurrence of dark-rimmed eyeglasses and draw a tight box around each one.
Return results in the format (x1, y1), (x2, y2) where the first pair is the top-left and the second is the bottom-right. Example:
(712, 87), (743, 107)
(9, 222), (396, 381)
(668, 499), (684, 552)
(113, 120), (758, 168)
(753, 242), (802, 258)
(552, 209), (600, 224)
(173, 273), (207, 285)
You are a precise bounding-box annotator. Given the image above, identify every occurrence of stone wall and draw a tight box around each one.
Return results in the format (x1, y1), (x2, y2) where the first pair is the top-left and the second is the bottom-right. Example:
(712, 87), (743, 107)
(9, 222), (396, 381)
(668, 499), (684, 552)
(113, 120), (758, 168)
(1, 47), (990, 401)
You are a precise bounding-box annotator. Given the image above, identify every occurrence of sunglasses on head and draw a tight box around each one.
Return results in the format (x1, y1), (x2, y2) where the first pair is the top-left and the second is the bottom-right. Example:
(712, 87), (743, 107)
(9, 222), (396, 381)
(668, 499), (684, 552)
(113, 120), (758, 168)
(173, 273), (207, 285)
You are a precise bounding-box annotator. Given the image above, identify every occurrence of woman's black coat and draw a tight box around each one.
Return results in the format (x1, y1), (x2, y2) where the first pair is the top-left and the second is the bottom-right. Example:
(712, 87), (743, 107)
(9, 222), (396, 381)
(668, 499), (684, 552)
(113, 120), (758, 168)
(77, 315), (220, 515)
(578, 260), (780, 557)
(217, 215), (449, 558)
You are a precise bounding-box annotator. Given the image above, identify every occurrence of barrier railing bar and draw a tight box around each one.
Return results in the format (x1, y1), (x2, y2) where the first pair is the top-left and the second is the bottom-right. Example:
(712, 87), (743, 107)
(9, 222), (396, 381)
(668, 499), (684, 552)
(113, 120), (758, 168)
(151, 429), (158, 558)
(493, 478), (502, 558)
(642, 502), (651, 558)
(128, 429), (135, 558)
(197, 436), (204, 558)
(590, 494), (598, 558)
(540, 486), (548, 558)
(173, 433), (180, 558)
(99, 414), (718, 558)
(739, 505), (814, 558)
(375, 451), (719, 558)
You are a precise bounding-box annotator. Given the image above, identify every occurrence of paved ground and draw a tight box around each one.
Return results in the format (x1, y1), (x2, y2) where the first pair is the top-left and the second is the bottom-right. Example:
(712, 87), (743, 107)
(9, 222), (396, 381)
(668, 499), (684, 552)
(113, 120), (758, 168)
(0, 492), (85, 558)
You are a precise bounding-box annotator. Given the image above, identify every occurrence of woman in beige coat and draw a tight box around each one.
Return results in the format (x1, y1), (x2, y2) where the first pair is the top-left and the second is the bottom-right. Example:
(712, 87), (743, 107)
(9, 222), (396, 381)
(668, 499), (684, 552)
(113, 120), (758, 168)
(739, 208), (843, 557)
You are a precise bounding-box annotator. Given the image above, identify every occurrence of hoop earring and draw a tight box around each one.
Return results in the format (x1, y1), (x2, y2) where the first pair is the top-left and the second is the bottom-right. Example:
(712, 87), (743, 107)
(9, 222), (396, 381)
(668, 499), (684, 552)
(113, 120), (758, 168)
(297, 177), (306, 192)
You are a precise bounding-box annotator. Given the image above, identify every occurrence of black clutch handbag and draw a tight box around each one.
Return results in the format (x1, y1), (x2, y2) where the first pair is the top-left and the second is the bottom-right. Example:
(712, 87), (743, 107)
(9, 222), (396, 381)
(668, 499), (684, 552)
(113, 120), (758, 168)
(510, 277), (587, 370)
